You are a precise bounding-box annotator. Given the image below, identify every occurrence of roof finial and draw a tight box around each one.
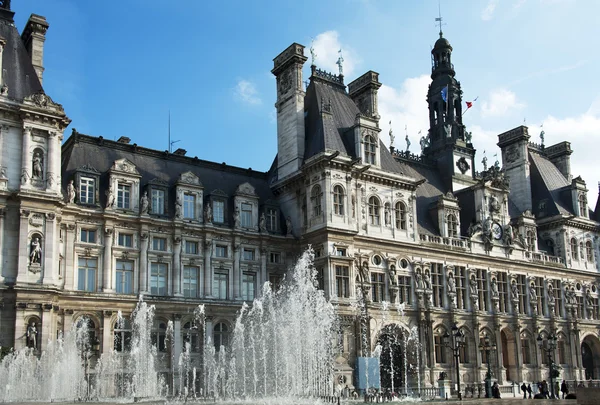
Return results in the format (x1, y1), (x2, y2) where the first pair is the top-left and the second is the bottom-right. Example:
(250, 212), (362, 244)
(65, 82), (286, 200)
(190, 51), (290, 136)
(389, 120), (395, 148)
(310, 38), (317, 67)
(435, 0), (444, 37)
(336, 49), (344, 76)
(539, 123), (545, 148)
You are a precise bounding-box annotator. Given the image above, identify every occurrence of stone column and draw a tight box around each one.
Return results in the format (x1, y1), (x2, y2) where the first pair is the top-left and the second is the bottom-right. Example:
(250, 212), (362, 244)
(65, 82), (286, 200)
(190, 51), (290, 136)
(513, 321), (524, 384)
(205, 317), (213, 346)
(0, 124), (6, 176)
(42, 213), (57, 284)
(203, 239), (212, 297)
(233, 243), (240, 300)
(259, 247), (267, 297)
(103, 228), (113, 292)
(40, 304), (53, 352)
(46, 131), (57, 192)
(64, 224), (76, 290)
(173, 237), (182, 296)
(173, 315), (182, 375)
(0, 209), (5, 284)
(17, 209), (31, 281)
(139, 233), (149, 293)
(472, 319), (483, 384)
(102, 311), (113, 354)
(494, 323), (505, 384)
(21, 126), (32, 187)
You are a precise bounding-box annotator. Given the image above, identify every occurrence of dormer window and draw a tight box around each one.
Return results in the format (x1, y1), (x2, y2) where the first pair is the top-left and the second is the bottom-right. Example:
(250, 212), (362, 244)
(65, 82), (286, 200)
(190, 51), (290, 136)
(311, 185), (322, 217)
(266, 208), (278, 231)
(241, 203), (253, 228)
(395, 201), (407, 230)
(364, 135), (376, 164)
(80, 177), (95, 204)
(333, 185), (345, 215)
(368, 196), (381, 225)
(183, 193), (196, 219)
(447, 214), (458, 238)
(151, 189), (165, 215)
(213, 200), (225, 223)
(571, 238), (578, 260)
(117, 183), (131, 209)
(526, 230), (536, 252)
(578, 194), (588, 218)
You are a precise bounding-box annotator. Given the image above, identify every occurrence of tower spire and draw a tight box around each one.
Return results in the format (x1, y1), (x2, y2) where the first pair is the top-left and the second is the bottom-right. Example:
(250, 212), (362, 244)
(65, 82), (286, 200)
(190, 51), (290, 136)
(435, 0), (444, 38)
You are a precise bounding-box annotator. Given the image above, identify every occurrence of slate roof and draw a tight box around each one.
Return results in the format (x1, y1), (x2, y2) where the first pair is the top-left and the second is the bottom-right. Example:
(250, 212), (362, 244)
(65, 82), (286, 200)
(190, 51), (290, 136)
(61, 133), (282, 232)
(0, 10), (44, 101)
(529, 151), (572, 216)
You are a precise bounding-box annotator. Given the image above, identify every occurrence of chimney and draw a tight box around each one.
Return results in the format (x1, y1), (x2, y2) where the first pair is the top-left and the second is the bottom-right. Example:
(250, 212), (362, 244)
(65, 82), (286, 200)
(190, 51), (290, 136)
(117, 136), (131, 144)
(348, 71), (382, 119)
(21, 14), (49, 84)
(544, 141), (573, 182)
(271, 43), (308, 180)
(173, 148), (187, 156)
(497, 125), (532, 213)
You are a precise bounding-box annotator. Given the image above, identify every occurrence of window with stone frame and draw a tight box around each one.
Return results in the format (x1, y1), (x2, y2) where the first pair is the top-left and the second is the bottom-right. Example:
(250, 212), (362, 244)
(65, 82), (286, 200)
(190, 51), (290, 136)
(117, 182), (131, 209)
(151, 320), (169, 353)
(447, 213), (458, 238)
(578, 194), (587, 217)
(533, 277), (545, 316)
(269, 273), (283, 291)
(480, 335), (496, 364)
(242, 272), (257, 301)
(333, 185), (345, 216)
(476, 269), (488, 312)
(571, 238), (578, 260)
(241, 203), (253, 228)
(211, 197), (226, 223)
(116, 260), (134, 294)
(80, 229), (96, 244)
(398, 275), (413, 305)
(182, 321), (201, 353)
(242, 248), (255, 261)
(526, 230), (536, 251)
(269, 251), (281, 264)
(557, 338), (567, 364)
(183, 193), (196, 219)
(215, 245), (227, 258)
(521, 336), (532, 364)
(455, 266), (467, 310)
(150, 188), (165, 215)
(266, 207), (278, 232)
(576, 294), (584, 318)
(368, 196), (381, 226)
(118, 233), (133, 248)
(434, 334), (447, 364)
(586, 241), (594, 262)
(551, 279), (564, 318)
(150, 262), (168, 296)
(516, 274), (527, 315)
(431, 263), (444, 308)
(213, 270), (228, 299)
(335, 265), (350, 298)
(370, 272), (385, 302)
(311, 185), (322, 217)
(79, 176), (96, 205)
(589, 295), (599, 320)
(78, 257), (97, 292)
(459, 333), (470, 363)
(213, 322), (229, 351)
(185, 240), (198, 255)
(152, 237), (167, 251)
(316, 267), (324, 290)
(364, 135), (376, 165)
(114, 318), (132, 352)
(497, 272), (509, 313)
(395, 201), (407, 230)
(183, 266), (199, 298)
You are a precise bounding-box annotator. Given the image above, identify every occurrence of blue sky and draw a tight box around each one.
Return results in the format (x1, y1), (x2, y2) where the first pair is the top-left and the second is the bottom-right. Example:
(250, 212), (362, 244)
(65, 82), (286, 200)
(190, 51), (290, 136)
(14, 0), (600, 207)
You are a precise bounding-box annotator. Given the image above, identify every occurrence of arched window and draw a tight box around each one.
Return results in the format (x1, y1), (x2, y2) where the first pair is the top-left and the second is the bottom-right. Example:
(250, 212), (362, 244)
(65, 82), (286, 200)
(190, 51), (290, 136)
(434, 330), (447, 364)
(214, 322), (229, 351)
(364, 135), (376, 164)
(333, 185), (344, 216)
(114, 317), (132, 352)
(151, 320), (168, 352)
(526, 230), (535, 251)
(368, 196), (380, 226)
(459, 330), (470, 364)
(447, 214), (458, 238)
(182, 321), (201, 353)
(521, 335), (532, 364)
(311, 185), (322, 217)
(571, 238), (579, 260)
(586, 241), (594, 262)
(579, 194), (587, 218)
(395, 201), (407, 230)
(75, 317), (98, 353)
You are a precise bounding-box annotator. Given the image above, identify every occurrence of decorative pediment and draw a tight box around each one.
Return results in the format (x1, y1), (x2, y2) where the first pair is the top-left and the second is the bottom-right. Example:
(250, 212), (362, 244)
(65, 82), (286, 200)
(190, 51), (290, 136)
(78, 164), (99, 173)
(23, 91), (65, 113)
(211, 189), (228, 197)
(236, 182), (257, 197)
(110, 158), (140, 176)
(479, 161), (509, 190)
(178, 171), (202, 186)
(149, 177), (169, 186)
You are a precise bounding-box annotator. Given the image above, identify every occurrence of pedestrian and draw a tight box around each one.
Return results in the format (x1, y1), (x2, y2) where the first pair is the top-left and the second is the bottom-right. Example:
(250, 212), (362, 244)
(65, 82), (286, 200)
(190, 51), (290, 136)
(561, 380), (569, 399)
(521, 382), (527, 399)
(554, 381), (559, 399)
(527, 383), (532, 399)
(492, 382), (501, 399)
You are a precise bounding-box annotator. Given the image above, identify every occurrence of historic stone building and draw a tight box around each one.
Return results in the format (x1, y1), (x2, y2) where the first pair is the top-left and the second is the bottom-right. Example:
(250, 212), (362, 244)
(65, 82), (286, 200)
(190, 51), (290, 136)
(1, 2), (600, 395)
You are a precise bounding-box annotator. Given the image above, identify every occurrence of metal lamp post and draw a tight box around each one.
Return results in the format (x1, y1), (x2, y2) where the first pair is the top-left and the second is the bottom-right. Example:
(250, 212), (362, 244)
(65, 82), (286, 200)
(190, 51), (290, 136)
(537, 332), (558, 399)
(443, 323), (465, 400)
(479, 333), (497, 398)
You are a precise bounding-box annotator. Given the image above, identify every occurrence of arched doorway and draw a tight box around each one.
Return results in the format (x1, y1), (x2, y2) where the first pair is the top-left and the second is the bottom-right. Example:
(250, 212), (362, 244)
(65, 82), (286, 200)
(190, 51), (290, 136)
(377, 324), (419, 395)
(581, 335), (600, 380)
(501, 328), (517, 382)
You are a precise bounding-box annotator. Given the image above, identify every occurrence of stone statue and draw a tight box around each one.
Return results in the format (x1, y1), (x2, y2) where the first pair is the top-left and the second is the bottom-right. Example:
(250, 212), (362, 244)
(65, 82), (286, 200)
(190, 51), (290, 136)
(465, 131), (472, 143)
(388, 265), (397, 285)
(175, 196), (182, 219)
(32, 152), (43, 179)
(351, 193), (356, 218)
(204, 202), (212, 223)
(26, 322), (37, 349)
(420, 136), (429, 152)
(405, 134), (411, 152)
(140, 191), (149, 215)
(286, 216), (293, 236)
(310, 40), (316, 65)
(482, 217), (493, 244)
(547, 285), (555, 305)
(0, 165), (6, 179)
(529, 283), (537, 303)
(336, 49), (344, 75)
(511, 280), (519, 301)
(415, 270), (424, 290)
(233, 207), (240, 228)
(491, 278), (499, 298)
(469, 275), (478, 296)
(388, 121), (395, 147)
(489, 195), (501, 216)
(467, 221), (482, 237)
(29, 237), (42, 265)
(259, 212), (267, 232)
(503, 224), (514, 246)
(356, 260), (369, 284)
(482, 154), (488, 171)
(66, 180), (76, 204)
(447, 272), (456, 293)
(105, 185), (115, 209)
(384, 205), (391, 226)
(586, 289), (594, 309)
(540, 130), (545, 146)
(424, 270), (432, 290)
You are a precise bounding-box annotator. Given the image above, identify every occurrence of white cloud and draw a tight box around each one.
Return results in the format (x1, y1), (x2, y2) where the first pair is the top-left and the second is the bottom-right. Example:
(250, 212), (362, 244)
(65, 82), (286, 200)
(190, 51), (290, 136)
(311, 31), (359, 77)
(234, 79), (261, 105)
(482, 0), (499, 20)
(480, 88), (525, 117)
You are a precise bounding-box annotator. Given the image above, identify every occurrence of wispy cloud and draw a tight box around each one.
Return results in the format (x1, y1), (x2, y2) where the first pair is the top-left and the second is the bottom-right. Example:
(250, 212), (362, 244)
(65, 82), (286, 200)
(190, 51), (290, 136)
(482, 0), (499, 20)
(481, 88), (525, 117)
(234, 79), (262, 105)
(509, 60), (586, 86)
(311, 31), (360, 77)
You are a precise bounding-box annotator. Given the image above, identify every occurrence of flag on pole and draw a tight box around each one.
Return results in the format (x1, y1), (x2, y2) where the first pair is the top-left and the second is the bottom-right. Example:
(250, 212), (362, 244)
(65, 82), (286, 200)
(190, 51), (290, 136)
(441, 85), (448, 103)
(465, 96), (479, 109)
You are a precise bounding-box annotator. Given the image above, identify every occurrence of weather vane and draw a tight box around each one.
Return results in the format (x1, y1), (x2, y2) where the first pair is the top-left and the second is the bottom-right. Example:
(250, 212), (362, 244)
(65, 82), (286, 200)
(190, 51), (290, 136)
(310, 38), (316, 66)
(435, 0), (445, 37)
(336, 49), (344, 76)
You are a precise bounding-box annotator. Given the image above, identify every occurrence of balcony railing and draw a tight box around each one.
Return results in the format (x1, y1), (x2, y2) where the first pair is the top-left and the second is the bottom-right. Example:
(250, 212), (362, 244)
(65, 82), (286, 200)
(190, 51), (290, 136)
(419, 234), (471, 250)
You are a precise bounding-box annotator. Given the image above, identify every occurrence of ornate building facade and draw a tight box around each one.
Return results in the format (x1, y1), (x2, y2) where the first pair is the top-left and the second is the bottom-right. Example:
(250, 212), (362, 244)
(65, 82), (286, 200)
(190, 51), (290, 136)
(1, 2), (600, 394)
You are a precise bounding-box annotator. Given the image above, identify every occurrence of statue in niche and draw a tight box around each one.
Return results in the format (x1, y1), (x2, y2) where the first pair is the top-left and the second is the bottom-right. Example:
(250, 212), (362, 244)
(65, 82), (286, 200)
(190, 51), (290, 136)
(105, 185), (115, 209)
(586, 289), (594, 311)
(491, 278), (499, 298)
(503, 224), (514, 246)
(26, 322), (37, 349)
(511, 280), (519, 301)
(415, 270), (424, 290)
(140, 191), (149, 215)
(259, 212), (267, 232)
(547, 285), (556, 306)
(447, 272), (456, 293)
(66, 180), (76, 204)
(204, 202), (212, 223)
(489, 195), (501, 216)
(424, 270), (432, 290)
(233, 207), (240, 228)
(32, 152), (43, 179)
(175, 196), (182, 219)
(529, 283), (537, 303)
(469, 275), (478, 296)
(29, 237), (42, 265)
(388, 265), (397, 286)
(384, 205), (391, 226)
(351, 193), (356, 219)
(286, 216), (293, 236)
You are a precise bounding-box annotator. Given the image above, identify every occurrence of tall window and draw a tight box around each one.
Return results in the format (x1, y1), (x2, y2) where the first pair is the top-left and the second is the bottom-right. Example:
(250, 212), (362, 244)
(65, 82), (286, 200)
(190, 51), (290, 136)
(447, 214), (458, 238)
(78, 258), (97, 292)
(398, 276), (412, 305)
(395, 201), (407, 230)
(213, 200), (225, 223)
(151, 321), (168, 352)
(116, 260), (133, 294)
(431, 264), (444, 307)
(241, 203), (252, 228)
(269, 252), (281, 264)
(557, 338), (566, 364)
(150, 263), (167, 296)
(579, 194), (587, 217)
(364, 135), (376, 164)
(215, 245), (227, 258)
(526, 230), (536, 251)
(586, 241), (594, 262)
(335, 265), (350, 298)
(333, 185), (344, 215)
(213, 322), (229, 350)
(213, 270), (228, 299)
(455, 267), (467, 310)
(571, 238), (578, 260)
(266, 208), (278, 231)
(183, 194), (195, 219)
(117, 183), (131, 209)
(182, 321), (201, 353)
(242, 272), (256, 301)
(552, 279), (564, 318)
(368, 196), (380, 225)
(497, 272), (508, 313)
(371, 272), (385, 302)
(151, 189), (165, 215)
(114, 318), (132, 352)
(311, 185), (322, 217)
(521, 337), (532, 364)
(516, 274), (527, 315)
(459, 336), (469, 363)
(79, 177), (95, 204)
(183, 266), (198, 298)
(80, 229), (96, 243)
(434, 335), (447, 363)
(476, 269), (488, 312)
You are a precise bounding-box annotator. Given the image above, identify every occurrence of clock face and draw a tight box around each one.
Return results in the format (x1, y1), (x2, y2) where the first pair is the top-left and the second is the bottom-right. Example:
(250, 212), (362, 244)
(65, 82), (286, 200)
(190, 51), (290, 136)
(491, 222), (503, 240)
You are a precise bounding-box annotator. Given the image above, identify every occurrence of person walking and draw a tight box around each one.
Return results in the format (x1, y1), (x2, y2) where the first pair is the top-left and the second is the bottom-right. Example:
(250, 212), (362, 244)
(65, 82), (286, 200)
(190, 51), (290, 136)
(527, 383), (532, 399)
(521, 382), (527, 399)
(561, 380), (569, 399)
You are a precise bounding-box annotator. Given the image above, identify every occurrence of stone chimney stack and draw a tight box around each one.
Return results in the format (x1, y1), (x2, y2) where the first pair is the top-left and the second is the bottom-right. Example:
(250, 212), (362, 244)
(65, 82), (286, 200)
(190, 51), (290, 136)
(21, 14), (49, 84)
(497, 125), (532, 214)
(348, 71), (382, 119)
(271, 43), (308, 180)
(544, 141), (573, 182)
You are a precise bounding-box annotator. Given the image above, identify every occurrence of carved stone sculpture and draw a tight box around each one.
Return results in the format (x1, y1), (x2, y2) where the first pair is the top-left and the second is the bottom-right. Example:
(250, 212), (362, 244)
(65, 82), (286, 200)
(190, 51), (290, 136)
(204, 202), (212, 223)
(175, 196), (182, 219)
(105, 185), (115, 209)
(140, 191), (149, 215)
(415, 270), (424, 290)
(66, 180), (76, 203)
(447, 272), (456, 293)
(32, 152), (43, 179)
(29, 237), (42, 264)
(259, 212), (267, 232)
(491, 278), (499, 298)
(424, 270), (432, 290)
(26, 322), (37, 349)
(286, 216), (293, 236)
(469, 275), (478, 296)
(234, 207), (240, 228)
